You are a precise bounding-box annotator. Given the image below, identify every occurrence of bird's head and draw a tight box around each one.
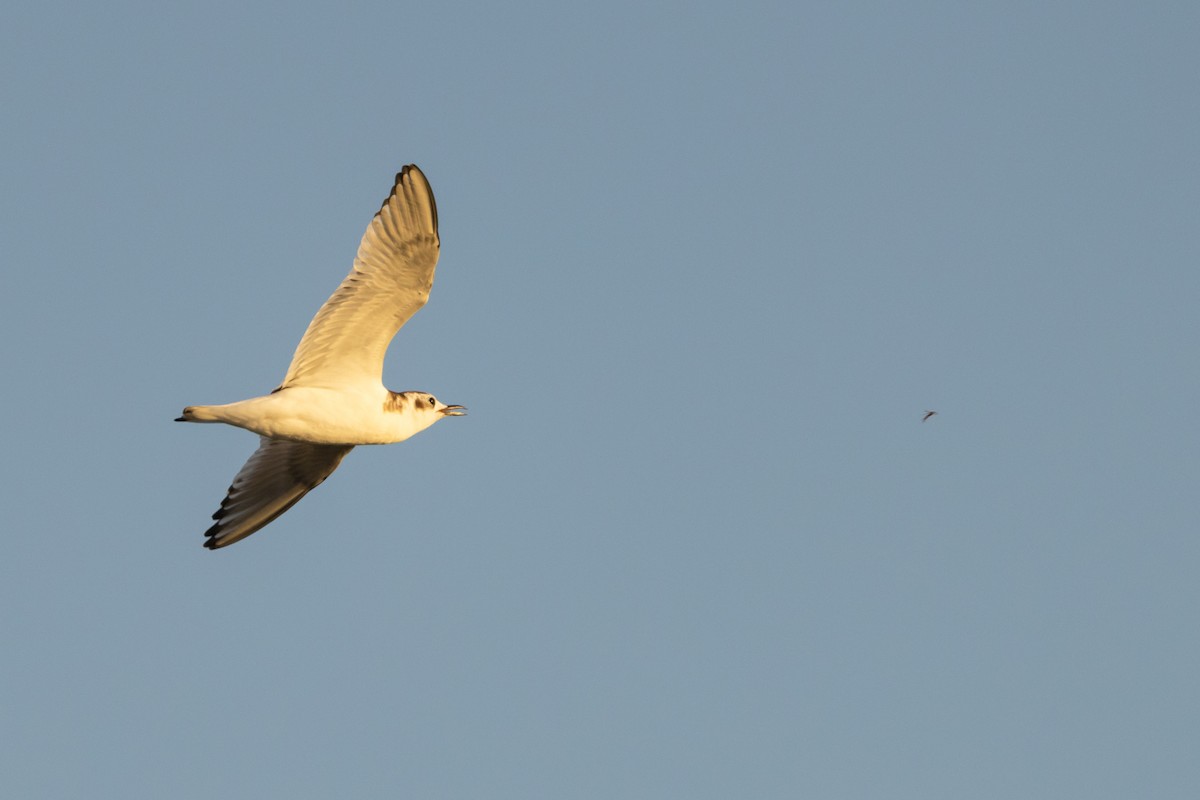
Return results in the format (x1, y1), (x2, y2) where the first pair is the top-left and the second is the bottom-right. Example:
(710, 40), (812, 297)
(390, 391), (466, 433)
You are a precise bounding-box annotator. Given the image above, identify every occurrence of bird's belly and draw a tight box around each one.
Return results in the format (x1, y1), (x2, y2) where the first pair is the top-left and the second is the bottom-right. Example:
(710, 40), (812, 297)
(220, 388), (402, 445)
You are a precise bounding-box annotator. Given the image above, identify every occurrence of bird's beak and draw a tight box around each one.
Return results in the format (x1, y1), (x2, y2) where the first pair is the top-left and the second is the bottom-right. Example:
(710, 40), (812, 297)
(440, 404), (467, 416)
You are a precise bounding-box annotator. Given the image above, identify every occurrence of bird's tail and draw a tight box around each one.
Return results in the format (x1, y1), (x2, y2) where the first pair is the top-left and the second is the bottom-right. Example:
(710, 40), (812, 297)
(175, 405), (223, 423)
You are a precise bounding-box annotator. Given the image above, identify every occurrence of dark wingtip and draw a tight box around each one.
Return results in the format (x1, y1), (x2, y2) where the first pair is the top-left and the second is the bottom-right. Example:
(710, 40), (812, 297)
(175, 416), (186, 422)
(203, 521), (224, 549)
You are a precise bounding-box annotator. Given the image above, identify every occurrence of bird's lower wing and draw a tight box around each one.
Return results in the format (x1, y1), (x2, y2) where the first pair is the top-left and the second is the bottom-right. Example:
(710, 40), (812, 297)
(203, 438), (354, 549)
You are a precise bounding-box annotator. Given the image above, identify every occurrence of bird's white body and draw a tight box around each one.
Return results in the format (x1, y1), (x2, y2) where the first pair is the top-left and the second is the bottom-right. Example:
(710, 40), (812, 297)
(182, 385), (440, 445)
(177, 165), (464, 549)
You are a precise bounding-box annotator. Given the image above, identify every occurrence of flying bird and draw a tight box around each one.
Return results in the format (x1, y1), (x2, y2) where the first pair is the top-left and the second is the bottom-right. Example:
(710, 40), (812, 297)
(922, 410), (937, 422)
(176, 165), (465, 549)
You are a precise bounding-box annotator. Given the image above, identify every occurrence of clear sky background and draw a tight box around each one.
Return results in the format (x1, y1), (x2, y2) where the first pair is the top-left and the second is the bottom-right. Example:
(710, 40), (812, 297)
(3, 1), (1198, 797)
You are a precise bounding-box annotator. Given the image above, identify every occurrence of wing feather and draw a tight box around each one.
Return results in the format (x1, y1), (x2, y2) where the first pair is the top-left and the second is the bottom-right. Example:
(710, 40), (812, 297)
(279, 165), (440, 390)
(203, 438), (354, 549)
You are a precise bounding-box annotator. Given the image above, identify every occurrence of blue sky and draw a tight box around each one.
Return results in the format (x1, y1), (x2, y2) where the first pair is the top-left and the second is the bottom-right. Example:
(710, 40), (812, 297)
(3, 1), (1199, 797)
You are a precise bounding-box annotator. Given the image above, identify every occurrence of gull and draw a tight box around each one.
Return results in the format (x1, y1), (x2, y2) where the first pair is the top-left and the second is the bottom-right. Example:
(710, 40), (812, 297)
(176, 165), (465, 549)
(922, 410), (937, 422)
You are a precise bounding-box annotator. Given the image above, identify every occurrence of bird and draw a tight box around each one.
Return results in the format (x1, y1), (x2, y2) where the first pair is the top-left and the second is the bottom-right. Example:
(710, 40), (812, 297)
(176, 165), (465, 549)
(922, 410), (937, 422)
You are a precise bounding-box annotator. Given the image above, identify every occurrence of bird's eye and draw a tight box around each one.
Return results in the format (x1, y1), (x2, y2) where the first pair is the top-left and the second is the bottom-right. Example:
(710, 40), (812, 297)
(428, 396), (436, 407)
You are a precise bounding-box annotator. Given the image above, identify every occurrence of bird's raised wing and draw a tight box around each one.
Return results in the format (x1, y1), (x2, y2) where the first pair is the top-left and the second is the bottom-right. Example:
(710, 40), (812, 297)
(278, 165), (440, 390)
(203, 438), (354, 549)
